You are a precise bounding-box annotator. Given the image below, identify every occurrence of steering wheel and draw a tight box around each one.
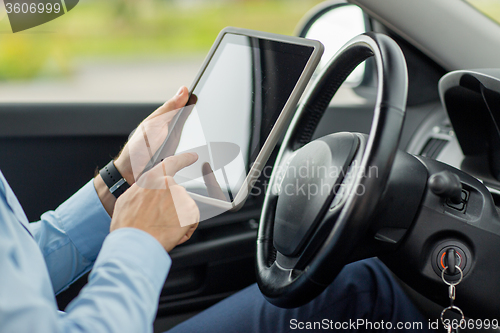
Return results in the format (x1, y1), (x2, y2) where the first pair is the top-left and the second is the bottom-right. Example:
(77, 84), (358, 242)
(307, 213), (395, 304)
(256, 32), (408, 308)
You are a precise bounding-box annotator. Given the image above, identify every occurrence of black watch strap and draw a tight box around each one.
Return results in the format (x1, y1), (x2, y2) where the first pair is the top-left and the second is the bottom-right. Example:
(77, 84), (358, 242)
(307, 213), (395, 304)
(99, 160), (130, 198)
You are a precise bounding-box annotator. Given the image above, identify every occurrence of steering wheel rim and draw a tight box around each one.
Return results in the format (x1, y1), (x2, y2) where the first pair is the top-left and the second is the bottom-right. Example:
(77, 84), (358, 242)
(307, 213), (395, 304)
(256, 32), (408, 308)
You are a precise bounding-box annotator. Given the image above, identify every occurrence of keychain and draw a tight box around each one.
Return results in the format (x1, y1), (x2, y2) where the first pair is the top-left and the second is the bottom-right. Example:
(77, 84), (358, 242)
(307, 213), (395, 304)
(441, 265), (465, 333)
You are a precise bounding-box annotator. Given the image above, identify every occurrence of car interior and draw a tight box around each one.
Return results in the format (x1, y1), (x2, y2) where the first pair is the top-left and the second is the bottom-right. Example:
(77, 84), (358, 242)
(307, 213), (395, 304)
(1, 0), (500, 331)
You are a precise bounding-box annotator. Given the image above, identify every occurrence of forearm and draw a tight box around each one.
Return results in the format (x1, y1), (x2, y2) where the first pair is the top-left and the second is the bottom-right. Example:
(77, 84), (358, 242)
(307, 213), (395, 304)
(28, 180), (112, 293)
(1, 228), (170, 333)
(94, 155), (135, 217)
(61, 229), (170, 333)
(94, 174), (117, 217)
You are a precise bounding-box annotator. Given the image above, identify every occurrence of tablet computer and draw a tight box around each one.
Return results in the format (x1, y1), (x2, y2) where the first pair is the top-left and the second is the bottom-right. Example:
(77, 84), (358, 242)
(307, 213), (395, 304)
(147, 27), (323, 212)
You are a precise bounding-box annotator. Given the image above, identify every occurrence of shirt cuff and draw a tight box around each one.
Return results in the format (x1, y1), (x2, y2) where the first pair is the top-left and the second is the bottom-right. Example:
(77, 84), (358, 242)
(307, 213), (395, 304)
(95, 228), (171, 291)
(57, 179), (111, 262)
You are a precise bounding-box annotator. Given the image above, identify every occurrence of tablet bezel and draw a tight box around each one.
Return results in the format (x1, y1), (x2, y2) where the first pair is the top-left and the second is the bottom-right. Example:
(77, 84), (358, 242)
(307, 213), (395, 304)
(178, 27), (323, 211)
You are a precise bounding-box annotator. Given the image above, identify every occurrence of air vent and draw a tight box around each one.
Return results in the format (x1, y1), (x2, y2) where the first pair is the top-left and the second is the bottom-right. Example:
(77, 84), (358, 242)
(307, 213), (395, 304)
(420, 138), (448, 159)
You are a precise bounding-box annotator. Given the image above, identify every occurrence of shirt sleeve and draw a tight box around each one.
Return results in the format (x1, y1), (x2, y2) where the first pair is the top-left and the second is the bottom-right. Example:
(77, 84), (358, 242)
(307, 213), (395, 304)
(61, 228), (171, 333)
(27, 179), (112, 294)
(0, 213), (171, 333)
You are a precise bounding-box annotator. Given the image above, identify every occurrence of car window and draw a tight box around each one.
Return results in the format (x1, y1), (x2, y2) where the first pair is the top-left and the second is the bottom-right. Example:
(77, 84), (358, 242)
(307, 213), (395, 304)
(464, 0), (500, 24)
(302, 4), (372, 106)
(0, 0), (322, 103)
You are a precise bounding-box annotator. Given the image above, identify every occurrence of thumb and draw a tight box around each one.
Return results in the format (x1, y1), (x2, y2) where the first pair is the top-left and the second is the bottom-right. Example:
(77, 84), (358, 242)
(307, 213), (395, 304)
(150, 86), (190, 119)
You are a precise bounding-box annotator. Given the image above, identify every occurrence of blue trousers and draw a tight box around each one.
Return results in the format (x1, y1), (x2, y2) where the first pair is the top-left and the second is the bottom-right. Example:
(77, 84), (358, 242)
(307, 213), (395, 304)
(167, 258), (434, 332)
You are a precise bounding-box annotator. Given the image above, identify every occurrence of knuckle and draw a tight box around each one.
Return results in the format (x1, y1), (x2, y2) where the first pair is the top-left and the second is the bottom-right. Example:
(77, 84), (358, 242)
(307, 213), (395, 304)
(163, 98), (175, 108)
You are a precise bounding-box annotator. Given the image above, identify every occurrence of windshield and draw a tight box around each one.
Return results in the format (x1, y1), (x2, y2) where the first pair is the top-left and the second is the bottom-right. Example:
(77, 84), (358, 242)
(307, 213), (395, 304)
(464, 0), (500, 24)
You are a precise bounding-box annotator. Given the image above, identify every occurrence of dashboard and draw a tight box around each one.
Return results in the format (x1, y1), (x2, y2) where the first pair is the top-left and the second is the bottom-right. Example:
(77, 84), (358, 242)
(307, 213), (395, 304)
(407, 106), (463, 169)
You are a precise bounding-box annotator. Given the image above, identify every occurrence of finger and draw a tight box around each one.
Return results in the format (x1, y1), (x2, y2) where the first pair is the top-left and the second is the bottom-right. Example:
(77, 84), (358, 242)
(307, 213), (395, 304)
(202, 163), (226, 201)
(176, 222), (199, 245)
(158, 93), (197, 159)
(165, 175), (177, 188)
(166, 176), (200, 227)
(149, 86), (189, 119)
(162, 152), (199, 176)
(187, 222), (199, 237)
(136, 152), (197, 190)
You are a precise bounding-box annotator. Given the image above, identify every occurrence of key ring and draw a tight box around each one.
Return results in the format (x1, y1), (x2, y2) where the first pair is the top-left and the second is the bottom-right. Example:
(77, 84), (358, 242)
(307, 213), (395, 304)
(441, 265), (463, 285)
(441, 305), (465, 328)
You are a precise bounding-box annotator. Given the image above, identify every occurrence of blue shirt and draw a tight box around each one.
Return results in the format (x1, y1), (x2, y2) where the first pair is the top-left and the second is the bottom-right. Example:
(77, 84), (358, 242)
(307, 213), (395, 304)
(0, 171), (172, 333)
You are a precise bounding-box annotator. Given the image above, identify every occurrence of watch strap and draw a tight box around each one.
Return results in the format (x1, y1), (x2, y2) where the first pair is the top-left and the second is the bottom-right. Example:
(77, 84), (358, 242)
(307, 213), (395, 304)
(99, 160), (130, 198)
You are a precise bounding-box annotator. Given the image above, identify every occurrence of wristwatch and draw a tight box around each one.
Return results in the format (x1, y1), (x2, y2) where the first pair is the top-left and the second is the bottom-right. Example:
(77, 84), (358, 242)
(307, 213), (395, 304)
(99, 160), (130, 198)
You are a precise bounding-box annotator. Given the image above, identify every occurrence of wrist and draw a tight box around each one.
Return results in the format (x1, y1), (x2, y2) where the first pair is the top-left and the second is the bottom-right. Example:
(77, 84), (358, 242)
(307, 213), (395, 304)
(94, 174), (116, 216)
(114, 155), (135, 185)
(99, 160), (131, 199)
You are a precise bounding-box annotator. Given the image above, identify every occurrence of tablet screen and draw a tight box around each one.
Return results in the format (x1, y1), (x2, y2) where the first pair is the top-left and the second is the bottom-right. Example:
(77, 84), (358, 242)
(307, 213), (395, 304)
(153, 32), (315, 203)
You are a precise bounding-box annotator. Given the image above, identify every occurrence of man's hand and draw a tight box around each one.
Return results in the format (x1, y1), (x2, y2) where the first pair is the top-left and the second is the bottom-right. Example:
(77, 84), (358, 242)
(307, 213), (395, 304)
(115, 86), (190, 185)
(94, 86), (189, 216)
(110, 152), (200, 252)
